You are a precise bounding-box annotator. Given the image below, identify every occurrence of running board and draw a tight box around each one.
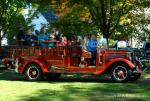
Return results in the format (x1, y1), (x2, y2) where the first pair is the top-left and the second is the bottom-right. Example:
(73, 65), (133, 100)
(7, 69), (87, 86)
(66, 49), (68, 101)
(50, 66), (65, 70)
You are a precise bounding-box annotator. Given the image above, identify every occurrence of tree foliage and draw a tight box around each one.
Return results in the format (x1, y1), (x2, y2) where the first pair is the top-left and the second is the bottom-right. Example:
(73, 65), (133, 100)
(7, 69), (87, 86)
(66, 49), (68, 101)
(7, 14), (28, 45)
(68, 0), (150, 46)
(51, 4), (99, 40)
(20, 0), (150, 45)
(0, 0), (27, 45)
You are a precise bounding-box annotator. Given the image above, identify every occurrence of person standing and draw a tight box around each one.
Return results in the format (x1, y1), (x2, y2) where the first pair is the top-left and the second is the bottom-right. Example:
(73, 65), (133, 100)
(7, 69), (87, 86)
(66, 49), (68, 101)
(54, 30), (62, 41)
(48, 34), (55, 48)
(87, 35), (97, 65)
(16, 28), (26, 46)
(59, 35), (67, 46)
(31, 30), (39, 46)
(25, 29), (33, 46)
(38, 27), (49, 47)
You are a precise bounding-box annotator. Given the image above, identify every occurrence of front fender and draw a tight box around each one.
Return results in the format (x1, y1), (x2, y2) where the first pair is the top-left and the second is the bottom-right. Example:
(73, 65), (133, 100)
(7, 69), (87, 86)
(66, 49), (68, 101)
(18, 58), (49, 74)
(94, 58), (135, 75)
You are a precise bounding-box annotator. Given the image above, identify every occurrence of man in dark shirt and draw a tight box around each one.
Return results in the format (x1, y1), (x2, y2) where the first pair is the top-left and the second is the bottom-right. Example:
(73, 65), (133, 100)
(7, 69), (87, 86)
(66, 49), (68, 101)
(16, 28), (26, 46)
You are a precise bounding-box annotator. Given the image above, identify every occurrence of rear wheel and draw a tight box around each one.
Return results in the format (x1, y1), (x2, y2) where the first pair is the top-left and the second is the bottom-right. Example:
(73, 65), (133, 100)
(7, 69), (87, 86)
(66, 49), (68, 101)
(25, 63), (42, 81)
(110, 63), (130, 83)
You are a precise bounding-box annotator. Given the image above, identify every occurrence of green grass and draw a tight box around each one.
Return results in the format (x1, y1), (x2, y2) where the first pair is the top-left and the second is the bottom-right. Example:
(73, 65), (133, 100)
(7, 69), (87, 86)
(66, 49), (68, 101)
(0, 68), (150, 101)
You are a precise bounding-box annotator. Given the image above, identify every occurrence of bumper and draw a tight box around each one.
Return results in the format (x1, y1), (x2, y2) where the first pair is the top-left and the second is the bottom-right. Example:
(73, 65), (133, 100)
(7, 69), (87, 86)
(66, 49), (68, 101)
(139, 58), (150, 69)
(133, 67), (143, 74)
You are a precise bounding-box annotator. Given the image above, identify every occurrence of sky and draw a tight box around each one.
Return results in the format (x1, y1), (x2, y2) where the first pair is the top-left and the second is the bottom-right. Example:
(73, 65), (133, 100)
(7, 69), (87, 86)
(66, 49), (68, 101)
(31, 13), (48, 31)
(23, 9), (48, 31)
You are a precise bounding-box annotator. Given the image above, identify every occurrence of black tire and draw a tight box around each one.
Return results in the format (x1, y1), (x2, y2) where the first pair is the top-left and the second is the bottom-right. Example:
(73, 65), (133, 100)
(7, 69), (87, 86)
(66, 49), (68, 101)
(129, 74), (141, 81)
(110, 63), (130, 83)
(25, 63), (42, 81)
(44, 73), (61, 80)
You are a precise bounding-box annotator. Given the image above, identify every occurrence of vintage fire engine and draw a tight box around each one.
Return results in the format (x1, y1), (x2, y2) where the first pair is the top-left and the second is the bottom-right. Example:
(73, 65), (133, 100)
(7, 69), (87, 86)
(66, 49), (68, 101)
(11, 45), (144, 83)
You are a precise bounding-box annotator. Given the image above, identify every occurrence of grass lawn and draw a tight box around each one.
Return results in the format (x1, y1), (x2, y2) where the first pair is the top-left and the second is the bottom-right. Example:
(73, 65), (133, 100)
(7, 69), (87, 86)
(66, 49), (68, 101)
(0, 67), (150, 101)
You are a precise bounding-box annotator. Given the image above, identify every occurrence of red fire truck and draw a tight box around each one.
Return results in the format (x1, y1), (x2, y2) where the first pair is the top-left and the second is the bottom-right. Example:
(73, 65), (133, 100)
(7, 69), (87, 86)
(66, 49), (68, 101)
(11, 46), (144, 83)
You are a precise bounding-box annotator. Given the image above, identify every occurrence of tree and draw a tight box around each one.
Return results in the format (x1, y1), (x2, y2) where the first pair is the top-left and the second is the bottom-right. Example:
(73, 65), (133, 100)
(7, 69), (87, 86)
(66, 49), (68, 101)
(0, 0), (26, 46)
(131, 8), (150, 42)
(7, 14), (28, 45)
(28, 0), (150, 45)
(28, 0), (68, 16)
(68, 0), (150, 47)
(50, 4), (98, 40)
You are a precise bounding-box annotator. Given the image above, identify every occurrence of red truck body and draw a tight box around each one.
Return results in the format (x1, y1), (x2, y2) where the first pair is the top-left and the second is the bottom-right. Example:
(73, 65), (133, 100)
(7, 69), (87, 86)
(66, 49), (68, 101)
(11, 46), (143, 82)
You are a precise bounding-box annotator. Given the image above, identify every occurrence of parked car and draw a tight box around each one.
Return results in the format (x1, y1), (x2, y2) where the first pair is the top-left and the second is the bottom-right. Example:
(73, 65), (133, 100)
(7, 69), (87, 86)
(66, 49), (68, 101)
(0, 46), (13, 69)
(143, 42), (150, 59)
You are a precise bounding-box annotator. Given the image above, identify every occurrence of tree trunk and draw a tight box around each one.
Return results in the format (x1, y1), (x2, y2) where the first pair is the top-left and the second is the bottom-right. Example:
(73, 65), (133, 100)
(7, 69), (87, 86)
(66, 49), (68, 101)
(103, 33), (109, 49)
(0, 30), (2, 46)
(106, 38), (109, 49)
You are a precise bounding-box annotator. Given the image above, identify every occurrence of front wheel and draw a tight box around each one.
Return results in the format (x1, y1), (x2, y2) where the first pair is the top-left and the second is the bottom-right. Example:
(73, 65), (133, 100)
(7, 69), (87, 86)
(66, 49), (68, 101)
(110, 63), (130, 83)
(25, 63), (42, 81)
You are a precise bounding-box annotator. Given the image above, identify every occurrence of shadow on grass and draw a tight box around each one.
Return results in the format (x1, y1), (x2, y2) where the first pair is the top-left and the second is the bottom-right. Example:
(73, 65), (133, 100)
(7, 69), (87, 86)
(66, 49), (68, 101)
(1, 69), (150, 101)
(0, 69), (26, 81)
(0, 69), (112, 83)
(18, 83), (149, 101)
